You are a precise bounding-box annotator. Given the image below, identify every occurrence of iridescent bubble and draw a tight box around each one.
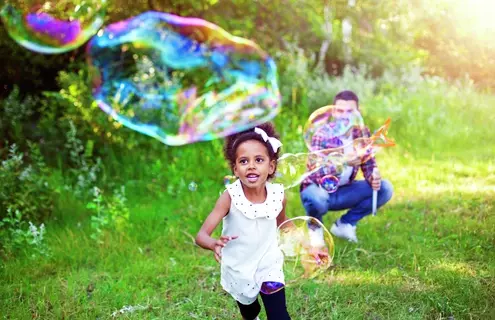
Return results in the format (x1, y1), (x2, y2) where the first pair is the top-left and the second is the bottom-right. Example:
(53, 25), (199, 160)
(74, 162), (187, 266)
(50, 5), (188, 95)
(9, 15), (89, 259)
(223, 175), (236, 186)
(274, 149), (345, 190)
(87, 11), (281, 146)
(274, 151), (338, 189)
(320, 175), (339, 193)
(278, 216), (334, 281)
(304, 105), (365, 151)
(350, 118), (396, 163)
(0, 0), (106, 54)
(274, 119), (396, 190)
(188, 181), (197, 192)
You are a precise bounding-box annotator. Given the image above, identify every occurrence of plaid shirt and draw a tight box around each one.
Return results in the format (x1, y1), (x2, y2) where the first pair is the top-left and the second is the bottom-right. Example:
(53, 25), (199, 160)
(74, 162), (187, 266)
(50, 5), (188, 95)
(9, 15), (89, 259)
(300, 124), (377, 191)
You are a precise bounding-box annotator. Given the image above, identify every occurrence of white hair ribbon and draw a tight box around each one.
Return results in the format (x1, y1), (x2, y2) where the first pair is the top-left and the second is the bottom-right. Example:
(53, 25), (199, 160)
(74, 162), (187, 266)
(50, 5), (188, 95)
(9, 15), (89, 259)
(254, 127), (283, 153)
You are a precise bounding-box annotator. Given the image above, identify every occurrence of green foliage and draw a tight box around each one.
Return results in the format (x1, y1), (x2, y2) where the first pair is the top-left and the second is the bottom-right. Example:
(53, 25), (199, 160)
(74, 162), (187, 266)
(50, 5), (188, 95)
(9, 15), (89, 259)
(2, 0), (494, 93)
(278, 45), (377, 113)
(41, 64), (171, 157)
(87, 187), (108, 243)
(0, 208), (50, 259)
(63, 120), (103, 198)
(87, 186), (130, 244)
(0, 2), (494, 317)
(0, 26), (74, 98)
(0, 86), (40, 148)
(275, 46), (495, 161)
(0, 143), (54, 222)
(411, 0), (495, 89)
(0, 62), (494, 318)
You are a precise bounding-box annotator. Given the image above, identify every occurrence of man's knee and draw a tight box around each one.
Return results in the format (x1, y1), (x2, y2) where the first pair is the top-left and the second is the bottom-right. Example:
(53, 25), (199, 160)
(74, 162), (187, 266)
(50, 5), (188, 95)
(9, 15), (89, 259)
(301, 184), (329, 216)
(379, 179), (394, 204)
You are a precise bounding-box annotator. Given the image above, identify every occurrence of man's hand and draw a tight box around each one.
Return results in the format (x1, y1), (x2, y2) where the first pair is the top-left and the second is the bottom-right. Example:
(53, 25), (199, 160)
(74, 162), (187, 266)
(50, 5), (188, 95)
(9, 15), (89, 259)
(370, 168), (381, 191)
(213, 235), (238, 263)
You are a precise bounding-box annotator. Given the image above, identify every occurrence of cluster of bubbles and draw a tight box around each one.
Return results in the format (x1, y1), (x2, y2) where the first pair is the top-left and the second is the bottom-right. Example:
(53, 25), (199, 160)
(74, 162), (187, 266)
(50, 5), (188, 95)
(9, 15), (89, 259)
(274, 105), (395, 193)
(1, 4), (281, 146)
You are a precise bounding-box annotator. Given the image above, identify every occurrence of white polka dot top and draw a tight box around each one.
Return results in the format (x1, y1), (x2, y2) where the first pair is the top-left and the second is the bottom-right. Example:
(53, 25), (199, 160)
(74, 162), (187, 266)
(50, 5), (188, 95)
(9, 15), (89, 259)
(220, 179), (285, 305)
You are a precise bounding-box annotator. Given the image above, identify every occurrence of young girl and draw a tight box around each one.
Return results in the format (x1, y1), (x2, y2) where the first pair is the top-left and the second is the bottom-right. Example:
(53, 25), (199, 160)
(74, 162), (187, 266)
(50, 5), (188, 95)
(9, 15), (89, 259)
(195, 122), (291, 320)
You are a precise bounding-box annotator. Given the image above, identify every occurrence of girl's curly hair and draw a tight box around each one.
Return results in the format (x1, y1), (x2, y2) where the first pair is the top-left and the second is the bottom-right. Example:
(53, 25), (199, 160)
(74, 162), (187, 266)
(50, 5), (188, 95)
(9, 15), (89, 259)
(224, 122), (281, 180)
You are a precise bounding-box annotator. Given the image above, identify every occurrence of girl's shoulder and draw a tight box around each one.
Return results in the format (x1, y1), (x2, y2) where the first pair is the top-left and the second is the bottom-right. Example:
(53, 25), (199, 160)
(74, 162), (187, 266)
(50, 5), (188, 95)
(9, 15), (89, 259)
(266, 181), (285, 196)
(225, 179), (242, 198)
(216, 188), (232, 208)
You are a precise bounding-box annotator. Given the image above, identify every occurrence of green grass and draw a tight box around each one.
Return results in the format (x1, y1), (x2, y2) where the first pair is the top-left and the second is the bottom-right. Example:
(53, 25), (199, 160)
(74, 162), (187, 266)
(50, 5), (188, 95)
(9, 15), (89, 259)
(1, 78), (495, 319)
(1, 152), (493, 319)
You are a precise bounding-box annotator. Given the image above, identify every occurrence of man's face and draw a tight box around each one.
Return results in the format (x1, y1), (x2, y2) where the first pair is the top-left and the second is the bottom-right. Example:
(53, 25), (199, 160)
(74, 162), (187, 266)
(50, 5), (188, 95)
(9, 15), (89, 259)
(333, 99), (359, 123)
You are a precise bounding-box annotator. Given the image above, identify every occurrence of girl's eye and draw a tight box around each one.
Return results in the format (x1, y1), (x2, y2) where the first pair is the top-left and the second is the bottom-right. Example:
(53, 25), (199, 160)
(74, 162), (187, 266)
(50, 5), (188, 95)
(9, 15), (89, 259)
(256, 158), (264, 163)
(240, 159), (247, 164)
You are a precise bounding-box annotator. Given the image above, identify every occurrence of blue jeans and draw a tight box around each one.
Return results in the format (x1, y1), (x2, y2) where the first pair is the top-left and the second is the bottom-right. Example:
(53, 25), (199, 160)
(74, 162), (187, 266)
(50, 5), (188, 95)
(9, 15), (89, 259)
(300, 180), (394, 226)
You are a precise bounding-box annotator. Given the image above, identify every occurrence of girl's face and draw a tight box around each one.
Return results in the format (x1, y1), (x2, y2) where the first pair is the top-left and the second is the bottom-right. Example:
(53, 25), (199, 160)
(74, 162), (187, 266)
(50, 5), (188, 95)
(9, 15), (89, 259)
(233, 140), (275, 189)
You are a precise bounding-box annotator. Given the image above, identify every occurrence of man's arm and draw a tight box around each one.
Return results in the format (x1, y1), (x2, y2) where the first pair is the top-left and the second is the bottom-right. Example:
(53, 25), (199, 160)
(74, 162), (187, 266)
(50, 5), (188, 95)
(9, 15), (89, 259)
(357, 127), (377, 184)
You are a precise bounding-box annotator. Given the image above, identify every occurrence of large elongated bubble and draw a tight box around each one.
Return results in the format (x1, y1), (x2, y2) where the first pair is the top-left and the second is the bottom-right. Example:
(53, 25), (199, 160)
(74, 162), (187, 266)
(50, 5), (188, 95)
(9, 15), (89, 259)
(0, 0), (106, 54)
(87, 11), (281, 146)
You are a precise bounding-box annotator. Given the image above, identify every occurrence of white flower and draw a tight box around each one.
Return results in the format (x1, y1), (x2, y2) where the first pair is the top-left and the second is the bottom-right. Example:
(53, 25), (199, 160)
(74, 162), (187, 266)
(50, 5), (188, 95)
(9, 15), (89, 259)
(28, 222), (39, 238)
(111, 305), (148, 318)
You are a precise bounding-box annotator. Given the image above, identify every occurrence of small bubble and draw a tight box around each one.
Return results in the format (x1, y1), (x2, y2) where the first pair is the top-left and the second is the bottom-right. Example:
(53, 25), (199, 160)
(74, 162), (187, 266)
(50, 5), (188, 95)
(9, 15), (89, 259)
(188, 181), (198, 192)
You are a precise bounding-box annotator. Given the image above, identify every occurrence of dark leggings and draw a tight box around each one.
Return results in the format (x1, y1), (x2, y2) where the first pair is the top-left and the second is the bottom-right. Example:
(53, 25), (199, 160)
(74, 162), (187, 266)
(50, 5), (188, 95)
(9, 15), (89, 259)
(236, 288), (291, 320)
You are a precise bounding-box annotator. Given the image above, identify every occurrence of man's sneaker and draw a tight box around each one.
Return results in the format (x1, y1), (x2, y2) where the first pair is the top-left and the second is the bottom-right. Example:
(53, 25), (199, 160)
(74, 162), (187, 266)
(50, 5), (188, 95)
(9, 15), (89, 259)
(330, 221), (358, 243)
(308, 226), (325, 247)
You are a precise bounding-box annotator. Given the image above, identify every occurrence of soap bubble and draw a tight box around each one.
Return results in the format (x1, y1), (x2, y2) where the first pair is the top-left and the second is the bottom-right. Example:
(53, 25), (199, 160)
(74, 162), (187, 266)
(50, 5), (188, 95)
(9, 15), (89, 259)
(320, 175), (339, 193)
(278, 216), (334, 282)
(87, 11), (280, 146)
(188, 181), (197, 192)
(0, 0), (107, 54)
(274, 150), (345, 190)
(304, 105), (364, 151)
(223, 175), (236, 186)
(274, 119), (396, 191)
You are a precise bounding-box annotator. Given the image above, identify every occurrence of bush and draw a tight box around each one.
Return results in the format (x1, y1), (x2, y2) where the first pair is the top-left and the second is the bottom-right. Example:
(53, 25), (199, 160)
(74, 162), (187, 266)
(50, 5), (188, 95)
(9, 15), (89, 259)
(0, 208), (50, 259)
(0, 86), (41, 149)
(274, 46), (495, 159)
(0, 26), (74, 98)
(87, 186), (130, 244)
(0, 143), (54, 222)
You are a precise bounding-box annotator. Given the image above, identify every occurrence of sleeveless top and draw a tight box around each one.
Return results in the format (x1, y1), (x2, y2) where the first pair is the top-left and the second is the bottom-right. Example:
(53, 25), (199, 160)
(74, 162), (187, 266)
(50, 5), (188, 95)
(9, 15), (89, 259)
(220, 179), (285, 305)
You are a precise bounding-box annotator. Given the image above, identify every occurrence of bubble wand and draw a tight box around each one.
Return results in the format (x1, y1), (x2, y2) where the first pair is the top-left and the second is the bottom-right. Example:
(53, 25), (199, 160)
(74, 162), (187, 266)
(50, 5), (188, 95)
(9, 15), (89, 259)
(372, 168), (378, 216)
